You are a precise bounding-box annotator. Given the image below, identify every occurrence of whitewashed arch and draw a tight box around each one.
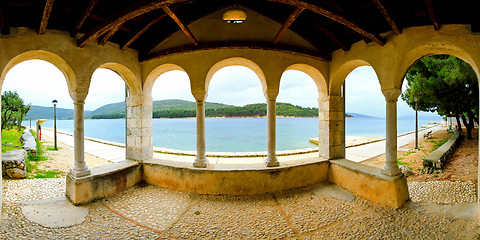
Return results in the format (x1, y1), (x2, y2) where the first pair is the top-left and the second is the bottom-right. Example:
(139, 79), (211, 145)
(204, 57), (267, 97)
(1, 50), (76, 99)
(282, 63), (328, 100)
(97, 62), (142, 97)
(143, 63), (189, 97)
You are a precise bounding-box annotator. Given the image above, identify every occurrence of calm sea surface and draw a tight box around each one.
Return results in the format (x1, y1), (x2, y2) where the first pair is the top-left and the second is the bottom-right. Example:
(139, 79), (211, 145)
(36, 116), (441, 152)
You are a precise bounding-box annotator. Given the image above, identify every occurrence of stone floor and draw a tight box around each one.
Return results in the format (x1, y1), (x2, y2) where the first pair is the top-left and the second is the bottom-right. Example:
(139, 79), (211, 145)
(1, 178), (479, 239)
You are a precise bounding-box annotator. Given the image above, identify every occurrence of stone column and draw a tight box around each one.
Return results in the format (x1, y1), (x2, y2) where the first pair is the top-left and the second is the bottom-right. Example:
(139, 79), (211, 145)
(126, 95), (153, 162)
(381, 89), (402, 176)
(193, 100), (208, 168)
(318, 96), (345, 159)
(69, 100), (91, 177)
(265, 92), (279, 167)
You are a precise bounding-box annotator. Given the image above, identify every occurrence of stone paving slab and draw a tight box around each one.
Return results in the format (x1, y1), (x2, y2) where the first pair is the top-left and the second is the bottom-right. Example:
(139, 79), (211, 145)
(21, 196), (89, 228)
(1, 179), (479, 239)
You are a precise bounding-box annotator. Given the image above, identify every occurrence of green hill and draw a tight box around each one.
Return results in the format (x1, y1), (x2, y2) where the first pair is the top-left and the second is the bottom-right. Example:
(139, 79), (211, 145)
(25, 106), (93, 120)
(90, 99), (232, 116)
(26, 100), (355, 120)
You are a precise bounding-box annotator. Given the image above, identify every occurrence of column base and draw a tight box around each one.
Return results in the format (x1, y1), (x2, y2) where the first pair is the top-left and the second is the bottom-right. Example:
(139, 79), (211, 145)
(193, 157), (209, 168)
(380, 165), (402, 176)
(265, 155), (279, 167)
(69, 168), (91, 178)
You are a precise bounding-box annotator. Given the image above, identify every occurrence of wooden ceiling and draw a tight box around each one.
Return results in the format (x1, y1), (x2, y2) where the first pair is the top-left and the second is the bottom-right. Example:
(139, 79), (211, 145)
(0, 0), (476, 61)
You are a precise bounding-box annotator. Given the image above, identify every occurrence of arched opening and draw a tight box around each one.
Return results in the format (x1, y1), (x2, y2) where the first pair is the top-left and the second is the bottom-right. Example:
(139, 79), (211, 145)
(205, 65), (266, 152)
(277, 69), (319, 150)
(150, 69), (197, 151)
(1, 59), (75, 179)
(393, 54), (478, 188)
(82, 68), (128, 163)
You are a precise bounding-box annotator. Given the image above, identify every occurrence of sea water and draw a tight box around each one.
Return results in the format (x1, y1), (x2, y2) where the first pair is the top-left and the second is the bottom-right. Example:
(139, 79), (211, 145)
(35, 116), (441, 152)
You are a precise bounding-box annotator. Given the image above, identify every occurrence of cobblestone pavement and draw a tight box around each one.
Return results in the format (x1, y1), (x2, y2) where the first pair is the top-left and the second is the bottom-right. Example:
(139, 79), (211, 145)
(1, 179), (478, 239)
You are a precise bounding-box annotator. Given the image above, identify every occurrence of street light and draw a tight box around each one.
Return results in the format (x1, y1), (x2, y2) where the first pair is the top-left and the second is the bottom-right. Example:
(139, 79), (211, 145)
(414, 97), (420, 150)
(52, 99), (58, 150)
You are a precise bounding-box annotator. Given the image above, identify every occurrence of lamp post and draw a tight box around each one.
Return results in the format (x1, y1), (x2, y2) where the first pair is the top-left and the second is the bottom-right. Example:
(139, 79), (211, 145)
(52, 99), (58, 150)
(414, 97), (419, 150)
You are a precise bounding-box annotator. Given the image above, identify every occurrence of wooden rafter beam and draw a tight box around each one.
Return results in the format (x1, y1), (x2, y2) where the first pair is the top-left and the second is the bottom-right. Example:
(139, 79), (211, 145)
(425, 0), (439, 31)
(99, 25), (120, 46)
(39, 0), (55, 35)
(269, 0), (386, 46)
(371, 0), (400, 34)
(162, 6), (198, 46)
(78, 0), (187, 47)
(122, 13), (169, 50)
(141, 41), (331, 62)
(313, 23), (348, 52)
(273, 7), (304, 44)
(71, 0), (99, 37)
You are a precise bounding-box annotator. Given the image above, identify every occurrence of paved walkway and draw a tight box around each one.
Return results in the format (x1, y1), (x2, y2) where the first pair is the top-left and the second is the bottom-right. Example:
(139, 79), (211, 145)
(346, 125), (443, 162)
(3, 125), (477, 238)
(1, 178), (477, 239)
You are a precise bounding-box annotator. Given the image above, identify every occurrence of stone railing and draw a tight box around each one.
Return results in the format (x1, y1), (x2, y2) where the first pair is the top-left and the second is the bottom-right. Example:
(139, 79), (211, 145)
(422, 130), (462, 174)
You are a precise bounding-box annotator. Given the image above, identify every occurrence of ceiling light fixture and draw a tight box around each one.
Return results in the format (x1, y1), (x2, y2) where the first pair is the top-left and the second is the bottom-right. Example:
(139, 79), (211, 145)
(223, 9), (247, 24)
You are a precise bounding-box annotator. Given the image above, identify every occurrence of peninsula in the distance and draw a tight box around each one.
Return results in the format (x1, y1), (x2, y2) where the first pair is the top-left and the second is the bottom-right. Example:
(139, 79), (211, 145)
(25, 99), (355, 119)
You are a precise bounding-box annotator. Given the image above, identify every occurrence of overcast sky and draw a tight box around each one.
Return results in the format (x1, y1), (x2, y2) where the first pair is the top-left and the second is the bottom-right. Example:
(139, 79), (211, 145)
(2, 59), (439, 118)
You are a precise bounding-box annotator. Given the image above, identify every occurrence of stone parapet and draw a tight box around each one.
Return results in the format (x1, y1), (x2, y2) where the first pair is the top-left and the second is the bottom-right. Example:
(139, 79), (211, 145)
(66, 160), (141, 205)
(328, 159), (409, 209)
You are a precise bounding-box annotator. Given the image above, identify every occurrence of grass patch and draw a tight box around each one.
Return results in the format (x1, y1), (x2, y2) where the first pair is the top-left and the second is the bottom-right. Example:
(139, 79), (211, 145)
(433, 138), (449, 151)
(1, 126), (23, 153)
(46, 146), (62, 151)
(397, 157), (408, 166)
(32, 169), (63, 178)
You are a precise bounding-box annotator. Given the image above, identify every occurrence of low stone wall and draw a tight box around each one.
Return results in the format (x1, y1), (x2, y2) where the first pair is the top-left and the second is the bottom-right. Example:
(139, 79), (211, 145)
(21, 128), (37, 154)
(66, 158), (411, 210)
(422, 131), (462, 174)
(143, 159), (329, 195)
(66, 160), (141, 205)
(328, 159), (410, 209)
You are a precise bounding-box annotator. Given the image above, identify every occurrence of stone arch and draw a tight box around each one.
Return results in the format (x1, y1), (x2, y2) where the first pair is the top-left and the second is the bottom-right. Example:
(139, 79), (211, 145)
(329, 59), (380, 96)
(97, 62), (142, 97)
(282, 63), (328, 100)
(143, 63), (189, 97)
(398, 43), (480, 89)
(204, 57), (267, 97)
(0, 50), (76, 99)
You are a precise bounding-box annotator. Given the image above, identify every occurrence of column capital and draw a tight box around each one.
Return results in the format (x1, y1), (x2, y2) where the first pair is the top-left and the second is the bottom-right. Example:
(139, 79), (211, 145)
(264, 92), (279, 101)
(382, 89), (401, 102)
(192, 91), (207, 102)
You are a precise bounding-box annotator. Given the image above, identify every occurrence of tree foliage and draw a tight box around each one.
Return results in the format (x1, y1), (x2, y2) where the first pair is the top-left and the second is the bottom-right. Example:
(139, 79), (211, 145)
(401, 55), (478, 138)
(1, 91), (31, 130)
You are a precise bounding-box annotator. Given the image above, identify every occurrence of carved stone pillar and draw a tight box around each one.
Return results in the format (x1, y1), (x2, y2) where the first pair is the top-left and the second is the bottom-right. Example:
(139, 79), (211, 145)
(69, 100), (91, 177)
(265, 92), (279, 167)
(193, 99), (208, 168)
(318, 96), (345, 159)
(381, 89), (402, 176)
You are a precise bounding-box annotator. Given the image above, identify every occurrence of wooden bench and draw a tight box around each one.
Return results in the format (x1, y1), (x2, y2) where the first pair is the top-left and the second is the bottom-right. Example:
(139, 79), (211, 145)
(423, 131), (433, 139)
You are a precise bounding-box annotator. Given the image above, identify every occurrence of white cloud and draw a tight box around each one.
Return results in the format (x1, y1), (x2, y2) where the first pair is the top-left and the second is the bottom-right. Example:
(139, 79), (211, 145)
(151, 70), (194, 101)
(278, 70), (318, 107)
(85, 68), (126, 110)
(207, 66), (265, 106)
(2, 60), (73, 109)
(0, 60), (440, 118)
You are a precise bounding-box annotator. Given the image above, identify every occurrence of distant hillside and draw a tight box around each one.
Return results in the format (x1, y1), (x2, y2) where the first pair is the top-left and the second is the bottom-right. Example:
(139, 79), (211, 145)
(90, 99), (233, 116)
(25, 105), (93, 120)
(93, 102), (322, 119)
(346, 112), (379, 118)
